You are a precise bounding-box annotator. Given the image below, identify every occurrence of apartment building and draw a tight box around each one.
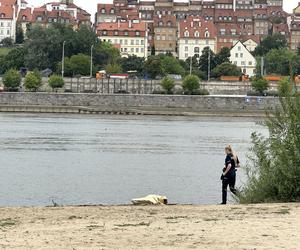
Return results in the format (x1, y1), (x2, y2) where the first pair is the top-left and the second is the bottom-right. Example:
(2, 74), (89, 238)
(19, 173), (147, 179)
(97, 20), (148, 58)
(178, 17), (217, 60)
(0, 0), (18, 42)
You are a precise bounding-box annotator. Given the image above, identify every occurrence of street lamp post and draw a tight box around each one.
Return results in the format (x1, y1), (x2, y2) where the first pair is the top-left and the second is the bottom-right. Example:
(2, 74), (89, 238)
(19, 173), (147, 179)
(61, 41), (66, 78)
(90, 44), (94, 78)
(208, 49), (211, 82)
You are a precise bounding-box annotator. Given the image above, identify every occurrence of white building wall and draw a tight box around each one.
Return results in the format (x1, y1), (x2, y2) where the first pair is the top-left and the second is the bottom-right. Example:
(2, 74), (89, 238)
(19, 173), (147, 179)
(99, 35), (148, 58)
(178, 38), (216, 60)
(0, 19), (16, 42)
(230, 41), (257, 77)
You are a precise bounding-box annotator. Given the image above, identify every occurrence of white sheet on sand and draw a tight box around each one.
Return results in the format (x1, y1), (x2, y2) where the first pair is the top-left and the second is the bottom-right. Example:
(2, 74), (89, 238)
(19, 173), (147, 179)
(132, 194), (167, 205)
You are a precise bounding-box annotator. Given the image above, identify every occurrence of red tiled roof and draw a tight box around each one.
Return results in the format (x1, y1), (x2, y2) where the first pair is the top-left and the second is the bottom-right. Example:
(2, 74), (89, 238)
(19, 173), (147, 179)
(0, 5), (14, 19)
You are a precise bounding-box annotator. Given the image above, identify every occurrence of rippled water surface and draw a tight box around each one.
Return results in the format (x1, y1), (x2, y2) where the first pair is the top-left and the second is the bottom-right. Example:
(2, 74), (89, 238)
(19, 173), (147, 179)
(0, 113), (267, 206)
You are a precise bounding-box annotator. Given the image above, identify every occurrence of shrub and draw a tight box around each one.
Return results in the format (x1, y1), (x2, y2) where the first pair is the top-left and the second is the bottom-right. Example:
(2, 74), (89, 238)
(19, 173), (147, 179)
(3, 69), (21, 91)
(251, 77), (269, 95)
(238, 79), (300, 203)
(182, 75), (200, 95)
(161, 77), (175, 94)
(24, 72), (41, 91)
(105, 64), (122, 74)
(211, 62), (242, 78)
(48, 75), (64, 90)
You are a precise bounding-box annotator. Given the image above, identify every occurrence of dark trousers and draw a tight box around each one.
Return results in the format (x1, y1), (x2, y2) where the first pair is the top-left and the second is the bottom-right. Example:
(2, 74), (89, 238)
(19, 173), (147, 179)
(222, 173), (237, 204)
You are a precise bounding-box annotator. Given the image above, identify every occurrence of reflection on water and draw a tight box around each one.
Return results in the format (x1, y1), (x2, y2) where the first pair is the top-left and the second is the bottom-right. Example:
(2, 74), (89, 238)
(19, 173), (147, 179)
(0, 113), (266, 206)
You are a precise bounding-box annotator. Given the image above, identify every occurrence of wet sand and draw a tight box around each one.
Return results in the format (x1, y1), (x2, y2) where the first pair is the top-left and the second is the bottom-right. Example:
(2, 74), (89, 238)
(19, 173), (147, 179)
(0, 203), (299, 250)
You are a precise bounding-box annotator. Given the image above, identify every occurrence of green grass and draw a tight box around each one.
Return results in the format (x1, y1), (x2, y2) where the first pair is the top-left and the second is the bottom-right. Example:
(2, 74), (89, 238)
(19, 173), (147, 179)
(0, 47), (12, 56)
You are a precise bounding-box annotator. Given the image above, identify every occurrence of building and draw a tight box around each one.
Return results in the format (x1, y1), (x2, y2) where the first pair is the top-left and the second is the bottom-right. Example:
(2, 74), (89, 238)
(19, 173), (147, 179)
(242, 37), (259, 52)
(95, 4), (117, 24)
(230, 41), (256, 77)
(153, 15), (176, 55)
(290, 3), (300, 51)
(0, 0), (18, 42)
(178, 17), (217, 60)
(97, 20), (148, 58)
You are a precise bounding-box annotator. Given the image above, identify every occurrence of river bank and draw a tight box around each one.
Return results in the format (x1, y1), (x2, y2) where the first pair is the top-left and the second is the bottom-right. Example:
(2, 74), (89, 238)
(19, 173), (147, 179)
(0, 203), (299, 249)
(0, 93), (279, 116)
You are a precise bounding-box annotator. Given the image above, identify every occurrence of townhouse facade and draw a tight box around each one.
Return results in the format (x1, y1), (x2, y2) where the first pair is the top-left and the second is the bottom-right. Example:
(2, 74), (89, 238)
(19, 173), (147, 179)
(97, 20), (148, 58)
(0, 0), (19, 42)
(178, 17), (217, 60)
(290, 3), (300, 51)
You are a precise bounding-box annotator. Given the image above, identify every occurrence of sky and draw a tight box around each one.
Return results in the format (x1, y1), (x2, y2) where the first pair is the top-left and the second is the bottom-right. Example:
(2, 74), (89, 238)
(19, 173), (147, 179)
(28, 0), (298, 17)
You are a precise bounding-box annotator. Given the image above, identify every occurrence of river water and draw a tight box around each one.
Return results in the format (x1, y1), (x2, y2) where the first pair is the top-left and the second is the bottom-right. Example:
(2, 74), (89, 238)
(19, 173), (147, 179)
(0, 114), (266, 206)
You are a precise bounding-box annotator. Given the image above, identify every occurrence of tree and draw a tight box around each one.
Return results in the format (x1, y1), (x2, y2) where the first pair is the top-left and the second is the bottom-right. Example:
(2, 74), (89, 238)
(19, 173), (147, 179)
(215, 47), (230, 65)
(199, 47), (216, 80)
(16, 24), (24, 44)
(120, 55), (144, 74)
(0, 47), (26, 72)
(49, 75), (64, 90)
(182, 75), (200, 94)
(24, 72), (41, 91)
(151, 46), (155, 56)
(161, 76), (175, 94)
(211, 62), (242, 78)
(264, 48), (293, 76)
(143, 55), (163, 79)
(238, 79), (300, 203)
(3, 69), (21, 91)
(1, 37), (13, 47)
(161, 55), (185, 76)
(251, 77), (269, 94)
(69, 54), (91, 76)
(105, 64), (122, 74)
(93, 41), (120, 68)
(253, 33), (287, 56)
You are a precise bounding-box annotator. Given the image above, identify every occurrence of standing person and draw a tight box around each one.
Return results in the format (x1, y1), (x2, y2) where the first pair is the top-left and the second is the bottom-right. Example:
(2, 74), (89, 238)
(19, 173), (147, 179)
(220, 145), (240, 204)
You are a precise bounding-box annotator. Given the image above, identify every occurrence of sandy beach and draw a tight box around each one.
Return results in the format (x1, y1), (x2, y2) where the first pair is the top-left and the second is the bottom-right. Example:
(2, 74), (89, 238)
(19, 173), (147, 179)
(0, 203), (299, 250)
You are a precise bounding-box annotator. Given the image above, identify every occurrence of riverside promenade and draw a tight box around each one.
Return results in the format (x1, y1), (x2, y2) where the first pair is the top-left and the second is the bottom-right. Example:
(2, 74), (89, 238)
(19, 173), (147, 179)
(0, 92), (279, 116)
(0, 203), (299, 249)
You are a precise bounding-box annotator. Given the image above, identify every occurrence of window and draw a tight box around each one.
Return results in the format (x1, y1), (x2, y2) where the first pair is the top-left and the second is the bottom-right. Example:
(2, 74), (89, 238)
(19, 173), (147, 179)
(185, 46), (188, 51)
(141, 40), (144, 45)
(102, 30), (107, 35)
(101, 8), (106, 14)
(131, 40), (134, 45)
(156, 35), (160, 40)
(131, 48), (134, 53)
(194, 47), (200, 53)
(185, 39), (188, 44)
(0, 13), (5, 18)
(235, 53), (239, 57)
(124, 48), (127, 52)
(22, 15), (27, 21)
(249, 61), (252, 66)
(37, 16), (42, 21)
(120, 39), (123, 44)
(185, 53), (188, 58)
(136, 48), (139, 53)
(238, 46), (241, 51)
(162, 35), (166, 40)
(136, 40), (139, 45)
(241, 61), (245, 65)
(124, 40), (128, 45)
(184, 31), (189, 37)
(167, 21), (172, 27)
(110, 8), (115, 14)
(220, 29), (225, 35)
(135, 31), (140, 36)
(124, 31), (129, 36)
(240, 53), (243, 58)
(114, 31), (118, 35)
(194, 31), (200, 37)
(205, 31), (210, 38)
(158, 21), (163, 26)
(141, 48), (144, 53)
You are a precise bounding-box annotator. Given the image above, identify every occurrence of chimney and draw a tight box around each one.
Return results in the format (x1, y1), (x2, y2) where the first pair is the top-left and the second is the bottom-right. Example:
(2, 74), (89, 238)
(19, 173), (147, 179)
(191, 21), (193, 27)
(118, 19), (120, 28)
(129, 19), (132, 28)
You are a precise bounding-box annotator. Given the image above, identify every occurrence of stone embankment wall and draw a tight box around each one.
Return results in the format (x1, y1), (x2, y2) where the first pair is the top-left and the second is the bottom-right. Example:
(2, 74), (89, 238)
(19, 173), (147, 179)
(0, 92), (279, 115)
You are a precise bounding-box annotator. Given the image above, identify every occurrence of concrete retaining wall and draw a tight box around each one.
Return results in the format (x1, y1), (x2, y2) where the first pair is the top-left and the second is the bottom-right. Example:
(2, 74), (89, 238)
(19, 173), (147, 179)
(0, 93), (279, 114)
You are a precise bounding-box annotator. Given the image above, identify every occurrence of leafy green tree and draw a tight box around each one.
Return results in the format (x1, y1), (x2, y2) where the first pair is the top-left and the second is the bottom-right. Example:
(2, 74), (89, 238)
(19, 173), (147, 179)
(214, 47), (230, 65)
(1, 37), (13, 47)
(3, 69), (21, 91)
(161, 55), (185, 76)
(16, 24), (24, 44)
(182, 74), (200, 94)
(199, 47), (216, 80)
(24, 72), (41, 91)
(0, 47), (26, 72)
(251, 77), (269, 94)
(253, 33), (287, 56)
(211, 62), (242, 78)
(120, 55), (144, 74)
(48, 75), (64, 90)
(264, 48), (293, 76)
(143, 55), (163, 79)
(161, 76), (175, 94)
(238, 79), (300, 203)
(94, 41), (120, 68)
(105, 64), (122, 74)
(69, 53), (91, 76)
